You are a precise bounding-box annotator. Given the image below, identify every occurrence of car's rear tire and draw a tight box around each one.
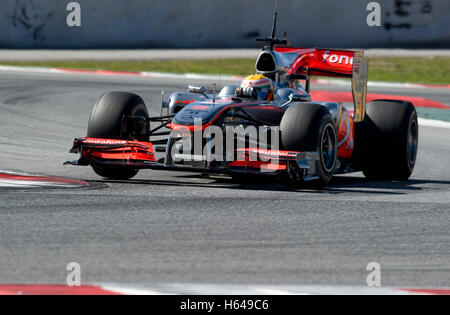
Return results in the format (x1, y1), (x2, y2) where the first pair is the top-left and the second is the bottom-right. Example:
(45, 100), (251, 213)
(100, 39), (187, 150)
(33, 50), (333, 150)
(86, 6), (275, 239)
(280, 103), (338, 188)
(87, 92), (149, 180)
(362, 100), (418, 181)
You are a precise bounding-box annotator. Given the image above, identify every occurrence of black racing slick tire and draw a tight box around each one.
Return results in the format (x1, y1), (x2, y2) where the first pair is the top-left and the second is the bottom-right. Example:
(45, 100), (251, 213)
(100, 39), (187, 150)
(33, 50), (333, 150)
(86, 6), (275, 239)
(87, 92), (149, 180)
(280, 103), (338, 188)
(362, 100), (418, 181)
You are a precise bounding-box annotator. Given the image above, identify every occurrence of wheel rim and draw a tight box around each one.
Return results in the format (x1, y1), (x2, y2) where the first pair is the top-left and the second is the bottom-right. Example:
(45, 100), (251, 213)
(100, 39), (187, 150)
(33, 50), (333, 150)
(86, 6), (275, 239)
(407, 115), (419, 165)
(320, 123), (337, 172)
(122, 108), (148, 141)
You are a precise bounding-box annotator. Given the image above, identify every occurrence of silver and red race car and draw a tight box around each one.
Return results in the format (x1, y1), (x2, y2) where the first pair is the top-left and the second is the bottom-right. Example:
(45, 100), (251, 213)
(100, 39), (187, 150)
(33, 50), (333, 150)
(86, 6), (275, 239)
(66, 9), (418, 188)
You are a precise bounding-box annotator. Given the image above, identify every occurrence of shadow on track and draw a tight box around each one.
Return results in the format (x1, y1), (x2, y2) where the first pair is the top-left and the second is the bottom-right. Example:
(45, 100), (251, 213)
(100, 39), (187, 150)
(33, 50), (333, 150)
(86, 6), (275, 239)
(89, 173), (450, 195)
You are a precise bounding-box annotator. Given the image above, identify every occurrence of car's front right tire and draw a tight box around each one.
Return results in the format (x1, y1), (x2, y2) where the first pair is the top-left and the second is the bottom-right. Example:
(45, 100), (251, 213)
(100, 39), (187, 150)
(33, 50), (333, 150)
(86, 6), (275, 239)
(280, 103), (338, 188)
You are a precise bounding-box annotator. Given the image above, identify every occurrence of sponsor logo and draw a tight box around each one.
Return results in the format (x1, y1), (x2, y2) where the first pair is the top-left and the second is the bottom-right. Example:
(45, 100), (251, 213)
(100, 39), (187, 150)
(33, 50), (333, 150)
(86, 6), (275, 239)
(175, 99), (196, 105)
(245, 148), (296, 157)
(84, 139), (127, 145)
(322, 51), (354, 65)
(244, 79), (272, 88)
(191, 105), (209, 110)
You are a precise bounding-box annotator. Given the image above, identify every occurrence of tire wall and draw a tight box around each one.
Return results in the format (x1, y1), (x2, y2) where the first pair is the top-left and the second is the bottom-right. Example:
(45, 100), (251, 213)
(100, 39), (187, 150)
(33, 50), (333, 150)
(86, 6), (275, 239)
(1, 0), (449, 48)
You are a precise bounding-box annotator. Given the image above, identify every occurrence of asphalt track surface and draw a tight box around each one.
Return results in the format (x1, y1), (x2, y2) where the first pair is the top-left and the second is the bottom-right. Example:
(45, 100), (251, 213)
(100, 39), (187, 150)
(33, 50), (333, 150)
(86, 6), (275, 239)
(0, 70), (449, 287)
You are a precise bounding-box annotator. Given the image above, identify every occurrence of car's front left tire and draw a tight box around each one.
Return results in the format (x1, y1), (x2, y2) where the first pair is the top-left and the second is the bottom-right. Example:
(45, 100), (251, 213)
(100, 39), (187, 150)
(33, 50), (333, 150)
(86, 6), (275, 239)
(87, 92), (149, 180)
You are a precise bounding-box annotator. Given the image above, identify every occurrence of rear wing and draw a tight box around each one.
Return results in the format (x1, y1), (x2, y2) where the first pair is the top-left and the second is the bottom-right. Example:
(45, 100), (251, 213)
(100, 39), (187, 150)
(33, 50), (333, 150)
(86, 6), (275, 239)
(256, 47), (369, 122)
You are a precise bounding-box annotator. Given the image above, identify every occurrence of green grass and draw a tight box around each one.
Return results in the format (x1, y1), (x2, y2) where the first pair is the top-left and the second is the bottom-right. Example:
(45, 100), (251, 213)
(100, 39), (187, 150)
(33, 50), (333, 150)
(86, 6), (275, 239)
(2, 57), (449, 84)
(369, 57), (450, 85)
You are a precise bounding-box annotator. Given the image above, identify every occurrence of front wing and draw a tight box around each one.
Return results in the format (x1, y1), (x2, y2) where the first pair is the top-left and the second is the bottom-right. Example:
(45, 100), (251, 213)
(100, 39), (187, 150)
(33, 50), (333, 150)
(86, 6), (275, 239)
(65, 137), (321, 180)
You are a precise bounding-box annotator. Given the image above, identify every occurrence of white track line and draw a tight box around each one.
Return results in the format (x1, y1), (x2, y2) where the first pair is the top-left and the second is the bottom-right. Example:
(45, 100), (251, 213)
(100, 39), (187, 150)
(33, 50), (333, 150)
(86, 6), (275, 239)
(1, 283), (446, 295)
(0, 180), (81, 188)
(0, 170), (87, 188)
(97, 283), (427, 295)
(419, 118), (450, 129)
(100, 285), (174, 296)
(0, 181), (82, 188)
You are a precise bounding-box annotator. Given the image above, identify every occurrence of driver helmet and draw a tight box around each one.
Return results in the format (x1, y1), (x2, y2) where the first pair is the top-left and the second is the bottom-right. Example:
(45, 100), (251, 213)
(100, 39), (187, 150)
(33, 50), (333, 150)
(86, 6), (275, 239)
(239, 74), (275, 101)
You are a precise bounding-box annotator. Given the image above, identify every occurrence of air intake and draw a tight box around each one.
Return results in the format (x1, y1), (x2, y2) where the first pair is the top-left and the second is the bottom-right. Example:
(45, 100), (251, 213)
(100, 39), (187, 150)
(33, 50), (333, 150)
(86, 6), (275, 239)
(255, 51), (276, 75)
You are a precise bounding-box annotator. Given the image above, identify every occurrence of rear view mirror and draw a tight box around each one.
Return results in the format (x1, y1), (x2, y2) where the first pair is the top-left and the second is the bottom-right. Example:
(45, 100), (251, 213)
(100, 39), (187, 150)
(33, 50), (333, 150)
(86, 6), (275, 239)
(289, 93), (310, 102)
(188, 85), (207, 95)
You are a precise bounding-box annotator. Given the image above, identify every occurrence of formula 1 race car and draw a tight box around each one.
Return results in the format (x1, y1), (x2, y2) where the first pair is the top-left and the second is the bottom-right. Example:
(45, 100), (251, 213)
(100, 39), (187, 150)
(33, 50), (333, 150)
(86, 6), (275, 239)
(65, 7), (419, 188)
